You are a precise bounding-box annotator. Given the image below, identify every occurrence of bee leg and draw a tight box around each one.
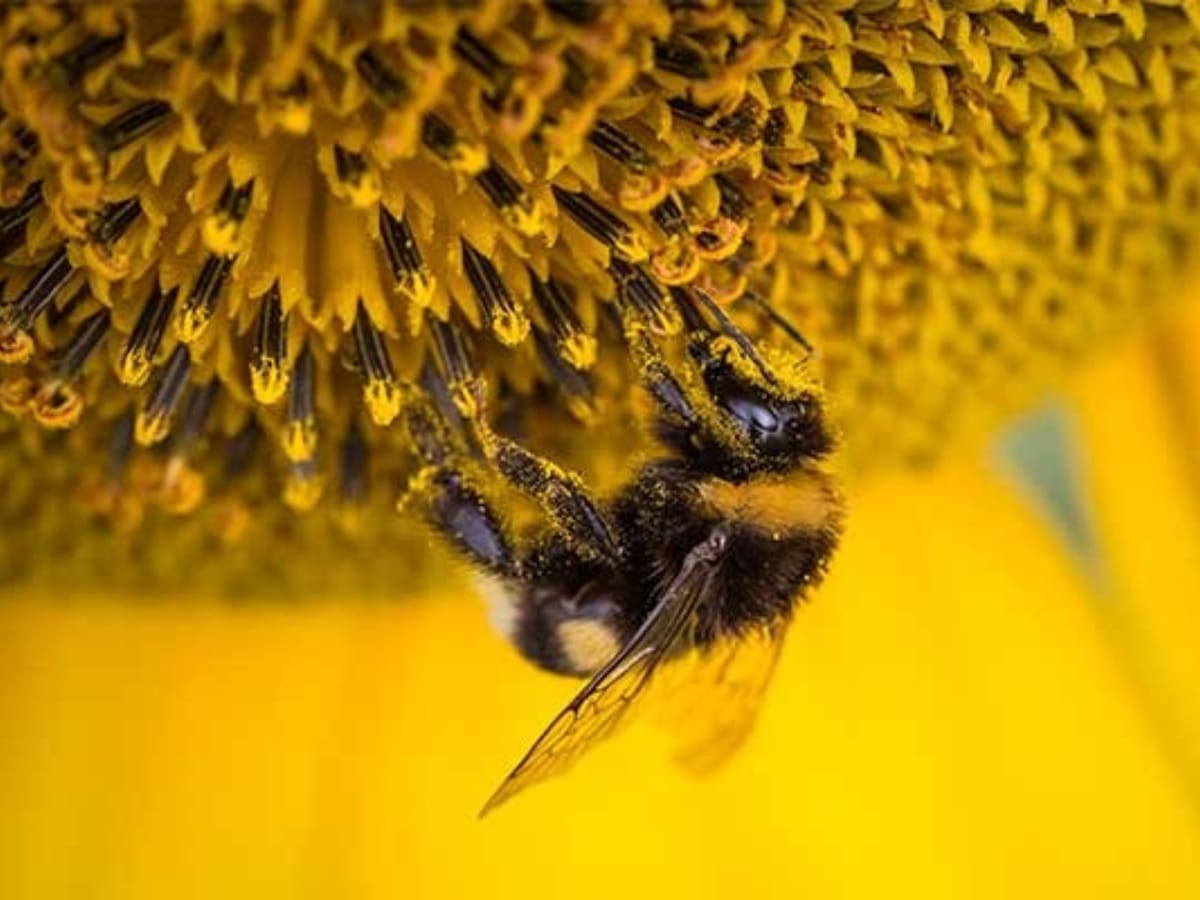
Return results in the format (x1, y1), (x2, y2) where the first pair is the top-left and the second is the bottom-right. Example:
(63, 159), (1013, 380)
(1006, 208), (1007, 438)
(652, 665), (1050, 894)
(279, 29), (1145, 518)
(395, 379), (519, 578)
(623, 317), (750, 468)
(457, 375), (623, 565)
(624, 317), (704, 437)
(423, 319), (622, 565)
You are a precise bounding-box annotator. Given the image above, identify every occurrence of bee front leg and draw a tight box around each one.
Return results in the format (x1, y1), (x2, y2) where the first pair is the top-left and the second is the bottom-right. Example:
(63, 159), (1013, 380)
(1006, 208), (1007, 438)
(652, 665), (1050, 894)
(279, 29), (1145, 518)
(395, 381), (519, 578)
(624, 317), (704, 434)
(455, 375), (623, 566)
(623, 318), (754, 471)
(420, 316), (622, 566)
(398, 464), (518, 578)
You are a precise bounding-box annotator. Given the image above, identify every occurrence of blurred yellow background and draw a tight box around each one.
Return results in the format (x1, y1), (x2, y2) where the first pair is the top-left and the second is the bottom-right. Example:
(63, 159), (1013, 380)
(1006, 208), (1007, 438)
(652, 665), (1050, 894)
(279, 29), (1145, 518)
(1, 302), (1199, 899)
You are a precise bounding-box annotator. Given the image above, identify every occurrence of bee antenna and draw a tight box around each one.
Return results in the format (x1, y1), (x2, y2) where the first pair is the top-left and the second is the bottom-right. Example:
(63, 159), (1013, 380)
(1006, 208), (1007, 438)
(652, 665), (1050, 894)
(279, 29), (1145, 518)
(737, 289), (815, 357)
(685, 287), (780, 387)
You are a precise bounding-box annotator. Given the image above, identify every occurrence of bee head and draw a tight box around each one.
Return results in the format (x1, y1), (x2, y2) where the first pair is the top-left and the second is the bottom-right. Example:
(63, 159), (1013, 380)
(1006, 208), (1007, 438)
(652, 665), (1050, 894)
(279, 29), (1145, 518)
(696, 353), (833, 469)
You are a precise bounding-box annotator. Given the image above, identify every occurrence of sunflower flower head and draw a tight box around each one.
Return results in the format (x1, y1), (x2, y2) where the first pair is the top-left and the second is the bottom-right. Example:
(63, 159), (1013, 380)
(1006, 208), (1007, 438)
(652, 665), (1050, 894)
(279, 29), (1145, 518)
(2, 0), (1199, 588)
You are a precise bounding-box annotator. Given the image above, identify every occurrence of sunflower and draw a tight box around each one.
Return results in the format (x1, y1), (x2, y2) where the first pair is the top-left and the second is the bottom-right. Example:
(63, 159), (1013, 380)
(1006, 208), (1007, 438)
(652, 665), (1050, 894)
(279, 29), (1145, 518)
(2, 0), (1199, 592)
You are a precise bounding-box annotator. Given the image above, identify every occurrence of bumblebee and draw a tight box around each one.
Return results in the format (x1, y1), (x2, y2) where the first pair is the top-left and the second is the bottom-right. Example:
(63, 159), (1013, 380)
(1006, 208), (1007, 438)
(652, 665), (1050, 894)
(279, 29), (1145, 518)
(396, 287), (844, 814)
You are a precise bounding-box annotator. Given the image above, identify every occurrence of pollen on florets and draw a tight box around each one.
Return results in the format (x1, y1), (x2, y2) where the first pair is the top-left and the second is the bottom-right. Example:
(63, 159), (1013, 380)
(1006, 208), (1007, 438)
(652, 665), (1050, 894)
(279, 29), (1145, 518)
(0, 0), (1199, 563)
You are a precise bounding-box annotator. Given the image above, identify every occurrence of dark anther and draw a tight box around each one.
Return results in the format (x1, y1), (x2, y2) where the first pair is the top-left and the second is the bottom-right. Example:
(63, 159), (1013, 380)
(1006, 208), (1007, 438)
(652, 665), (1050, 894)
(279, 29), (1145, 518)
(352, 302), (399, 398)
(452, 26), (507, 84)
(52, 32), (126, 87)
(476, 164), (524, 210)
(427, 314), (476, 387)
(223, 415), (262, 481)
(137, 344), (192, 444)
(283, 343), (317, 461)
(180, 254), (234, 337)
(216, 179), (254, 222)
(87, 197), (142, 246)
(545, 0), (603, 25)
(0, 181), (41, 258)
(379, 206), (426, 282)
(355, 47), (409, 106)
(176, 379), (219, 450)
(530, 274), (585, 349)
(120, 284), (178, 384)
(653, 39), (712, 79)
(667, 96), (717, 127)
(339, 419), (369, 507)
(715, 174), (750, 221)
(3, 246), (72, 331)
(46, 284), (87, 329)
(461, 239), (524, 340)
(650, 195), (689, 237)
(91, 100), (172, 155)
(609, 258), (672, 327)
(588, 120), (653, 173)
(333, 146), (367, 185)
(421, 113), (460, 160)
(552, 186), (638, 257)
(53, 308), (109, 379)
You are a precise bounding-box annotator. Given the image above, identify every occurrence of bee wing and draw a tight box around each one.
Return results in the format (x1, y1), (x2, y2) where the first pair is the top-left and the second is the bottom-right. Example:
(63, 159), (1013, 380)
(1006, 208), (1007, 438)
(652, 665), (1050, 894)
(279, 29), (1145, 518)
(653, 615), (790, 775)
(480, 547), (715, 816)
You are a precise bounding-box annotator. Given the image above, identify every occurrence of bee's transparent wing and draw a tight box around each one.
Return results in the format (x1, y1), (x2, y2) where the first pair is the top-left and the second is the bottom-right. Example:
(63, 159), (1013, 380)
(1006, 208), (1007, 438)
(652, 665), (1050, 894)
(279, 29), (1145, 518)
(652, 616), (790, 775)
(479, 549), (714, 816)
